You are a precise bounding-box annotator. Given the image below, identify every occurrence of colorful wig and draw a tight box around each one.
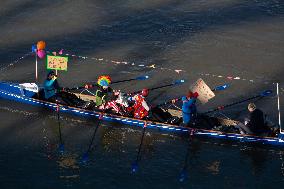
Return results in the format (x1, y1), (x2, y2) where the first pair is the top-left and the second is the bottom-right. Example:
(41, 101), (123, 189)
(97, 75), (112, 86)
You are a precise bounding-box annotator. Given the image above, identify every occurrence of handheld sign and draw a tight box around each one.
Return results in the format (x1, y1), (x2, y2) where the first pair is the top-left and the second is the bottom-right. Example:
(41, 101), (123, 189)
(190, 78), (215, 104)
(46, 55), (68, 71)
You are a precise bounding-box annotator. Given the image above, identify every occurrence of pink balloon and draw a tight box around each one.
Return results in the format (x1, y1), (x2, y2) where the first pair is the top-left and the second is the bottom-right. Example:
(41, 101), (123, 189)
(37, 50), (46, 59)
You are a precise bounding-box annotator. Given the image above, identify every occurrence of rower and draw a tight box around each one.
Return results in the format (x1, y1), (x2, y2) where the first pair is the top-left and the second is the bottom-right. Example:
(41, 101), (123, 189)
(181, 91), (199, 127)
(94, 75), (120, 113)
(236, 103), (270, 136)
(129, 89), (150, 119)
(43, 71), (70, 105)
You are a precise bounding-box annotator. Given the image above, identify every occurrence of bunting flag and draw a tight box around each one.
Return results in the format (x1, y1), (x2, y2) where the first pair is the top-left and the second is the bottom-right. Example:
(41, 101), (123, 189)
(3, 50), (284, 94)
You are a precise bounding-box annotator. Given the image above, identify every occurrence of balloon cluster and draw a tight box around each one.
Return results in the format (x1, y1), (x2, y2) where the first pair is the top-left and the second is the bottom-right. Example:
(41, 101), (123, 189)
(32, 41), (46, 59)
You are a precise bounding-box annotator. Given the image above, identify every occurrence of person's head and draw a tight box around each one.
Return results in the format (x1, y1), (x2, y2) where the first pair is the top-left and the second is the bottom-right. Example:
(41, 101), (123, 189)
(141, 88), (149, 97)
(186, 91), (194, 99)
(248, 103), (256, 112)
(47, 71), (56, 79)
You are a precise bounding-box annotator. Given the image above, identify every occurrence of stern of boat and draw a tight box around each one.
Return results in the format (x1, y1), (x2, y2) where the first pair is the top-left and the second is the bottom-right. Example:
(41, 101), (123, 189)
(0, 82), (37, 98)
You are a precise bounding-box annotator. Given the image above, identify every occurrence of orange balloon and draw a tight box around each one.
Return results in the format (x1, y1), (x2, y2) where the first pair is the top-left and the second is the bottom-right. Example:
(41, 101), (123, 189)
(37, 41), (46, 50)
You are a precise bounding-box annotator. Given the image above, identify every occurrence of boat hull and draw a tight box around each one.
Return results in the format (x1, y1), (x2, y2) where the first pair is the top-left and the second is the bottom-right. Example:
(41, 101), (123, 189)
(0, 81), (284, 147)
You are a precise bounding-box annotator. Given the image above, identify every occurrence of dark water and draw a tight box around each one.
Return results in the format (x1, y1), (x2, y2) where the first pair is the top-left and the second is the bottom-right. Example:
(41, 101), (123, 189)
(0, 0), (284, 188)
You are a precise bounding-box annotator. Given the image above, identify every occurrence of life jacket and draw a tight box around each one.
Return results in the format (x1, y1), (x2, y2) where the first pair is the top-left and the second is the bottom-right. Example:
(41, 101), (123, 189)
(133, 94), (149, 119)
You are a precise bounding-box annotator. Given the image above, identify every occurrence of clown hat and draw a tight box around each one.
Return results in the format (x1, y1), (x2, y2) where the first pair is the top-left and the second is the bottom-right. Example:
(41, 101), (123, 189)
(97, 75), (112, 86)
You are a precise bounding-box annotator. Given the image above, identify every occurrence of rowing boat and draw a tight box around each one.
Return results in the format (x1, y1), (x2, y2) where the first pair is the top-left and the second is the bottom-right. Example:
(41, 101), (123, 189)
(0, 81), (284, 146)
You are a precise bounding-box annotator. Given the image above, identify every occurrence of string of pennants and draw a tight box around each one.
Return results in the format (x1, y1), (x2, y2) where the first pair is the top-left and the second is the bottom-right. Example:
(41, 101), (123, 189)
(0, 52), (32, 72)
(1, 50), (283, 93)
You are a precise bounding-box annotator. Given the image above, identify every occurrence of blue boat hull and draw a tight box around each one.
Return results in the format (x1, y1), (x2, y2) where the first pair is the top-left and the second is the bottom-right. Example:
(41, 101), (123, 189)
(0, 81), (284, 147)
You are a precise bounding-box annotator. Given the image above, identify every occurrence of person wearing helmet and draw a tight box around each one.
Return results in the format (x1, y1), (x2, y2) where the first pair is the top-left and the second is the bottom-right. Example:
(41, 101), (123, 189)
(181, 91), (199, 126)
(131, 88), (150, 119)
(236, 103), (270, 135)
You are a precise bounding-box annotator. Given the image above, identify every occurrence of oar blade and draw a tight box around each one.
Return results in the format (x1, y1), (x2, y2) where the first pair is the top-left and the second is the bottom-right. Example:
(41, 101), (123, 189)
(59, 144), (64, 154)
(136, 75), (149, 80)
(131, 161), (138, 173)
(214, 83), (229, 91)
(81, 152), (89, 164)
(178, 168), (188, 182)
(174, 79), (185, 85)
(261, 90), (273, 97)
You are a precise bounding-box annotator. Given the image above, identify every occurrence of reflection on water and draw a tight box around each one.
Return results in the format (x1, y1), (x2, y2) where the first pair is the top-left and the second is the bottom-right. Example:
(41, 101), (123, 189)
(240, 146), (268, 176)
(280, 151), (284, 179)
(206, 160), (221, 175)
(0, 103), (284, 188)
(57, 154), (80, 180)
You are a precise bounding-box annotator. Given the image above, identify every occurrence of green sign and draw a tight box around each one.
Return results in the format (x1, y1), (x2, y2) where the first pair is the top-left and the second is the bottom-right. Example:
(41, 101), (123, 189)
(46, 55), (68, 71)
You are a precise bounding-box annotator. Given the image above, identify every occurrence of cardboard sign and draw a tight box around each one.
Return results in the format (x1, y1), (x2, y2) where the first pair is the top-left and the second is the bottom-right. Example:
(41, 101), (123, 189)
(46, 55), (68, 71)
(190, 78), (215, 104)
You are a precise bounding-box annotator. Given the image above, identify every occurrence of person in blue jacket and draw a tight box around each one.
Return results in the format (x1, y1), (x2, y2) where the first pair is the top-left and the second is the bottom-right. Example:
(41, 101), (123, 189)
(43, 71), (61, 101)
(43, 71), (90, 107)
(182, 91), (199, 126)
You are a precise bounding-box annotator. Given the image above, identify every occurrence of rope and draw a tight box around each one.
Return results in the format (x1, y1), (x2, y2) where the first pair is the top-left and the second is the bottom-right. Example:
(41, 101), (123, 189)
(0, 52), (32, 72)
(79, 89), (96, 96)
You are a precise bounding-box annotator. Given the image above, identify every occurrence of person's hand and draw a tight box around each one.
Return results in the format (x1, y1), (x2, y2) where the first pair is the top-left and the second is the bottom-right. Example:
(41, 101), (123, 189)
(193, 92), (199, 98)
(114, 90), (120, 96)
(85, 84), (93, 89)
(52, 75), (57, 80)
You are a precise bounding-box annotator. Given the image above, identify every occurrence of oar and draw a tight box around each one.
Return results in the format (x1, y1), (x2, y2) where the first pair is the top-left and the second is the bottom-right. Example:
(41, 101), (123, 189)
(131, 122), (147, 173)
(130, 79), (185, 95)
(155, 83), (230, 108)
(68, 75), (149, 91)
(112, 75), (149, 84)
(204, 89), (273, 114)
(56, 101), (64, 154)
(178, 129), (195, 182)
(81, 113), (104, 163)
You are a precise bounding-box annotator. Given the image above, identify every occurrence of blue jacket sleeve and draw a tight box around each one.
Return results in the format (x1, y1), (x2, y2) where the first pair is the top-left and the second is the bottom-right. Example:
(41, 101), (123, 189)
(182, 98), (195, 113)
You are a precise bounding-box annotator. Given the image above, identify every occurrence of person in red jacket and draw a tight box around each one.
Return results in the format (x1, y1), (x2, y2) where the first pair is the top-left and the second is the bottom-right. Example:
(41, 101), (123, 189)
(131, 89), (150, 119)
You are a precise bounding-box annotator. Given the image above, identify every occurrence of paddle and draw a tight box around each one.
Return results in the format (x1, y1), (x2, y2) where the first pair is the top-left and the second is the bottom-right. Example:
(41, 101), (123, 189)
(178, 129), (195, 182)
(204, 89), (273, 114)
(68, 75), (149, 91)
(112, 75), (149, 84)
(81, 113), (104, 163)
(155, 83), (230, 108)
(56, 101), (64, 154)
(130, 79), (185, 95)
(131, 122), (147, 173)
